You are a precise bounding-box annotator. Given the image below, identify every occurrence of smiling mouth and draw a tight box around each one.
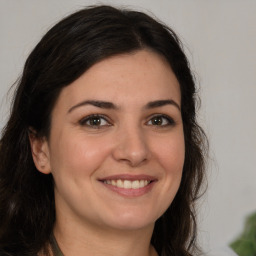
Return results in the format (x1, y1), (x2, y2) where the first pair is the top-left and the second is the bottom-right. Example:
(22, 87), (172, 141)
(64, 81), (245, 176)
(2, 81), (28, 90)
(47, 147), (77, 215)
(99, 175), (157, 196)
(103, 179), (151, 189)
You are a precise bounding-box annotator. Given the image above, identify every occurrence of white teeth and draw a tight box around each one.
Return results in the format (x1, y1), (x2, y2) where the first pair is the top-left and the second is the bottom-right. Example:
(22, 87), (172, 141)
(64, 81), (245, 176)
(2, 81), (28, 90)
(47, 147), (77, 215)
(132, 180), (140, 189)
(111, 180), (116, 186)
(139, 180), (145, 187)
(117, 179), (122, 187)
(103, 179), (150, 189)
(124, 180), (132, 189)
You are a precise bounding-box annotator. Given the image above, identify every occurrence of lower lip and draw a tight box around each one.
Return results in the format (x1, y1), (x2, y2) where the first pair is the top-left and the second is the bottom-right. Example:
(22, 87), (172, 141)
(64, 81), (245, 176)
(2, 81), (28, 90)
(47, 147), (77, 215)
(101, 181), (156, 197)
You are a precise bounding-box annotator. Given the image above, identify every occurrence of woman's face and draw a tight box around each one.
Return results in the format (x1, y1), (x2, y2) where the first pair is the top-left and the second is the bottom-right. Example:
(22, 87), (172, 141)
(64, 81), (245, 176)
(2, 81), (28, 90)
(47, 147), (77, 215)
(32, 50), (185, 232)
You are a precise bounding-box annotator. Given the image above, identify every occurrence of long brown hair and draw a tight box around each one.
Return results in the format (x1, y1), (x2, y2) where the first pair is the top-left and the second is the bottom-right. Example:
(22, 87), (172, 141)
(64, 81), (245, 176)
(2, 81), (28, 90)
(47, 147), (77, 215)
(0, 5), (208, 256)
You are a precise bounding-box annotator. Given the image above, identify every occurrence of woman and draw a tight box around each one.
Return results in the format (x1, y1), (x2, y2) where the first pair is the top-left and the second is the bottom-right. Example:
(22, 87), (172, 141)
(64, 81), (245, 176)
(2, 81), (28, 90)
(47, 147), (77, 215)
(0, 5), (207, 256)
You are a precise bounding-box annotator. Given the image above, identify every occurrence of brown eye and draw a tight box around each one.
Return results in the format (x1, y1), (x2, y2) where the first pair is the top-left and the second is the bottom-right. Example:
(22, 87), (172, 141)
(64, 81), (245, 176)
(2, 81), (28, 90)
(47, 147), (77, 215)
(152, 117), (164, 125)
(147, 115), (175, 126)
(79, 115), (110, 128)
(88, 117), (102, 126)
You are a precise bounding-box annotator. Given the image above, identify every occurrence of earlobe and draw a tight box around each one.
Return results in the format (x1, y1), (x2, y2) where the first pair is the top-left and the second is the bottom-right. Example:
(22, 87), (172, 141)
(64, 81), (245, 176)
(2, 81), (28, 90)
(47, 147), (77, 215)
(28, 129), (51, 174)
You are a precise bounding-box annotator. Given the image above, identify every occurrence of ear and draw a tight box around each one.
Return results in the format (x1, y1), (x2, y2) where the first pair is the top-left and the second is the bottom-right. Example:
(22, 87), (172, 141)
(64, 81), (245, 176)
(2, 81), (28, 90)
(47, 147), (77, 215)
(28, 129), (51, 174)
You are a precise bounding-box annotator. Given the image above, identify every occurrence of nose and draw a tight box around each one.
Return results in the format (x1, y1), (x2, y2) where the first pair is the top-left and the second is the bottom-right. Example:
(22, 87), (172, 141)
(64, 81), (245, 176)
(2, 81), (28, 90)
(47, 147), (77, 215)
(112, 126), (150, 167)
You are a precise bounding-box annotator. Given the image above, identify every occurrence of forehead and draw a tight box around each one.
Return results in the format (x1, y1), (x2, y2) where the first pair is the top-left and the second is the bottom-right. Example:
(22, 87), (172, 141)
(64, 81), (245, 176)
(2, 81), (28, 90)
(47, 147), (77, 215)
(54, 50), (181, 112)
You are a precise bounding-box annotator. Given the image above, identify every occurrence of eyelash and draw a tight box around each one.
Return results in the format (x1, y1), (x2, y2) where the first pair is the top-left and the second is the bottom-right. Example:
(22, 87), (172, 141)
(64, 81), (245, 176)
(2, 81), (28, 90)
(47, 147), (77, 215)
(146, 114), (175, 127)
(79, 114), (175, 128)
(79, 114), (111, 128)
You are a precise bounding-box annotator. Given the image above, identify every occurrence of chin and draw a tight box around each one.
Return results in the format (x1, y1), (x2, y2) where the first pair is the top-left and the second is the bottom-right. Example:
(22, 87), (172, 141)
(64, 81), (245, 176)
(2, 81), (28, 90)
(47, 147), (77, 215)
(102, 209), (159, 231)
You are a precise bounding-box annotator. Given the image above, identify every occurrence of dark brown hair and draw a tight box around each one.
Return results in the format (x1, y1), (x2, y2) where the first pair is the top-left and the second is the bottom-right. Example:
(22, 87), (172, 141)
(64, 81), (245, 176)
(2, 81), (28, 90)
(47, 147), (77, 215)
(0, 5), (207, 256)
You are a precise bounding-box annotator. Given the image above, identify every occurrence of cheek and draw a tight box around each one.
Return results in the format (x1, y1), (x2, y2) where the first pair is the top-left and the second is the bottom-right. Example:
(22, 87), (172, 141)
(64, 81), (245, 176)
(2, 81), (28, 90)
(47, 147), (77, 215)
(154, 134), (185, 175)
(149, 133), (185, 218)
(49, 133), (112, 179)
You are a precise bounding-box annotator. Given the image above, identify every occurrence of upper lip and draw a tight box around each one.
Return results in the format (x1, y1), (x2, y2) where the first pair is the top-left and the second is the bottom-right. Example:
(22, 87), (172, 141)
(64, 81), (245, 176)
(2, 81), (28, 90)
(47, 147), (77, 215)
(98, 174), (157, 182)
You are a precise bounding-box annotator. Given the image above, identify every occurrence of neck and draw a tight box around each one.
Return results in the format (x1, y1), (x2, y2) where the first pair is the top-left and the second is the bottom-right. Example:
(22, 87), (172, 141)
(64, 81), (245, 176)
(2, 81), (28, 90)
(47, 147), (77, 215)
(53, 216), (157, 256)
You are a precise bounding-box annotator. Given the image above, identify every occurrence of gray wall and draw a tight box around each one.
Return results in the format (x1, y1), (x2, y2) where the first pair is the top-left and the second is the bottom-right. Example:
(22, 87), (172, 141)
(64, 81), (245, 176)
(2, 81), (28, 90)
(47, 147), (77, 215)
(1, 0), (256, 252)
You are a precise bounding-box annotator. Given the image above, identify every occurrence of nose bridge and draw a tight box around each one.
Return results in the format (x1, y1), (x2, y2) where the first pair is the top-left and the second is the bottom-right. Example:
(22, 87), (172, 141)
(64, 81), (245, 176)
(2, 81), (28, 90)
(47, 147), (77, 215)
(112, 121), (149, 166)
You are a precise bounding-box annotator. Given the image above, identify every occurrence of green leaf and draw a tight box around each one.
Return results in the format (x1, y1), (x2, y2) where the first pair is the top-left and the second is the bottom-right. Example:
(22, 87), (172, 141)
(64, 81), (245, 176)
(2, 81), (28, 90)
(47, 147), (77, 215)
(230, 212), (256, 256)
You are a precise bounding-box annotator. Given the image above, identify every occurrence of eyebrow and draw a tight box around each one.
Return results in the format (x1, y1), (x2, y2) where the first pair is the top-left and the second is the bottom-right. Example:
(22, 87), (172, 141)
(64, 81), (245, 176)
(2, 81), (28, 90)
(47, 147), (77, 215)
(68, 100), (118, 113)
(145, 99), (180, 111)
(68, 99), (180, 113)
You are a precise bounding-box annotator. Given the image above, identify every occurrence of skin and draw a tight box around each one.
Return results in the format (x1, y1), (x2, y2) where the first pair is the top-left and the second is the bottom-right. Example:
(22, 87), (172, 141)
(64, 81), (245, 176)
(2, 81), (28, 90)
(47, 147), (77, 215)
(30, 49), (185, 256)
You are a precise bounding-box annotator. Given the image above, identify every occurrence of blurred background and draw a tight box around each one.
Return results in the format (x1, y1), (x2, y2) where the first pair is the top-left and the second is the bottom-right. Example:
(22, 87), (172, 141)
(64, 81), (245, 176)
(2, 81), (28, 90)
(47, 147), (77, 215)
(0, 0), (255, 253)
